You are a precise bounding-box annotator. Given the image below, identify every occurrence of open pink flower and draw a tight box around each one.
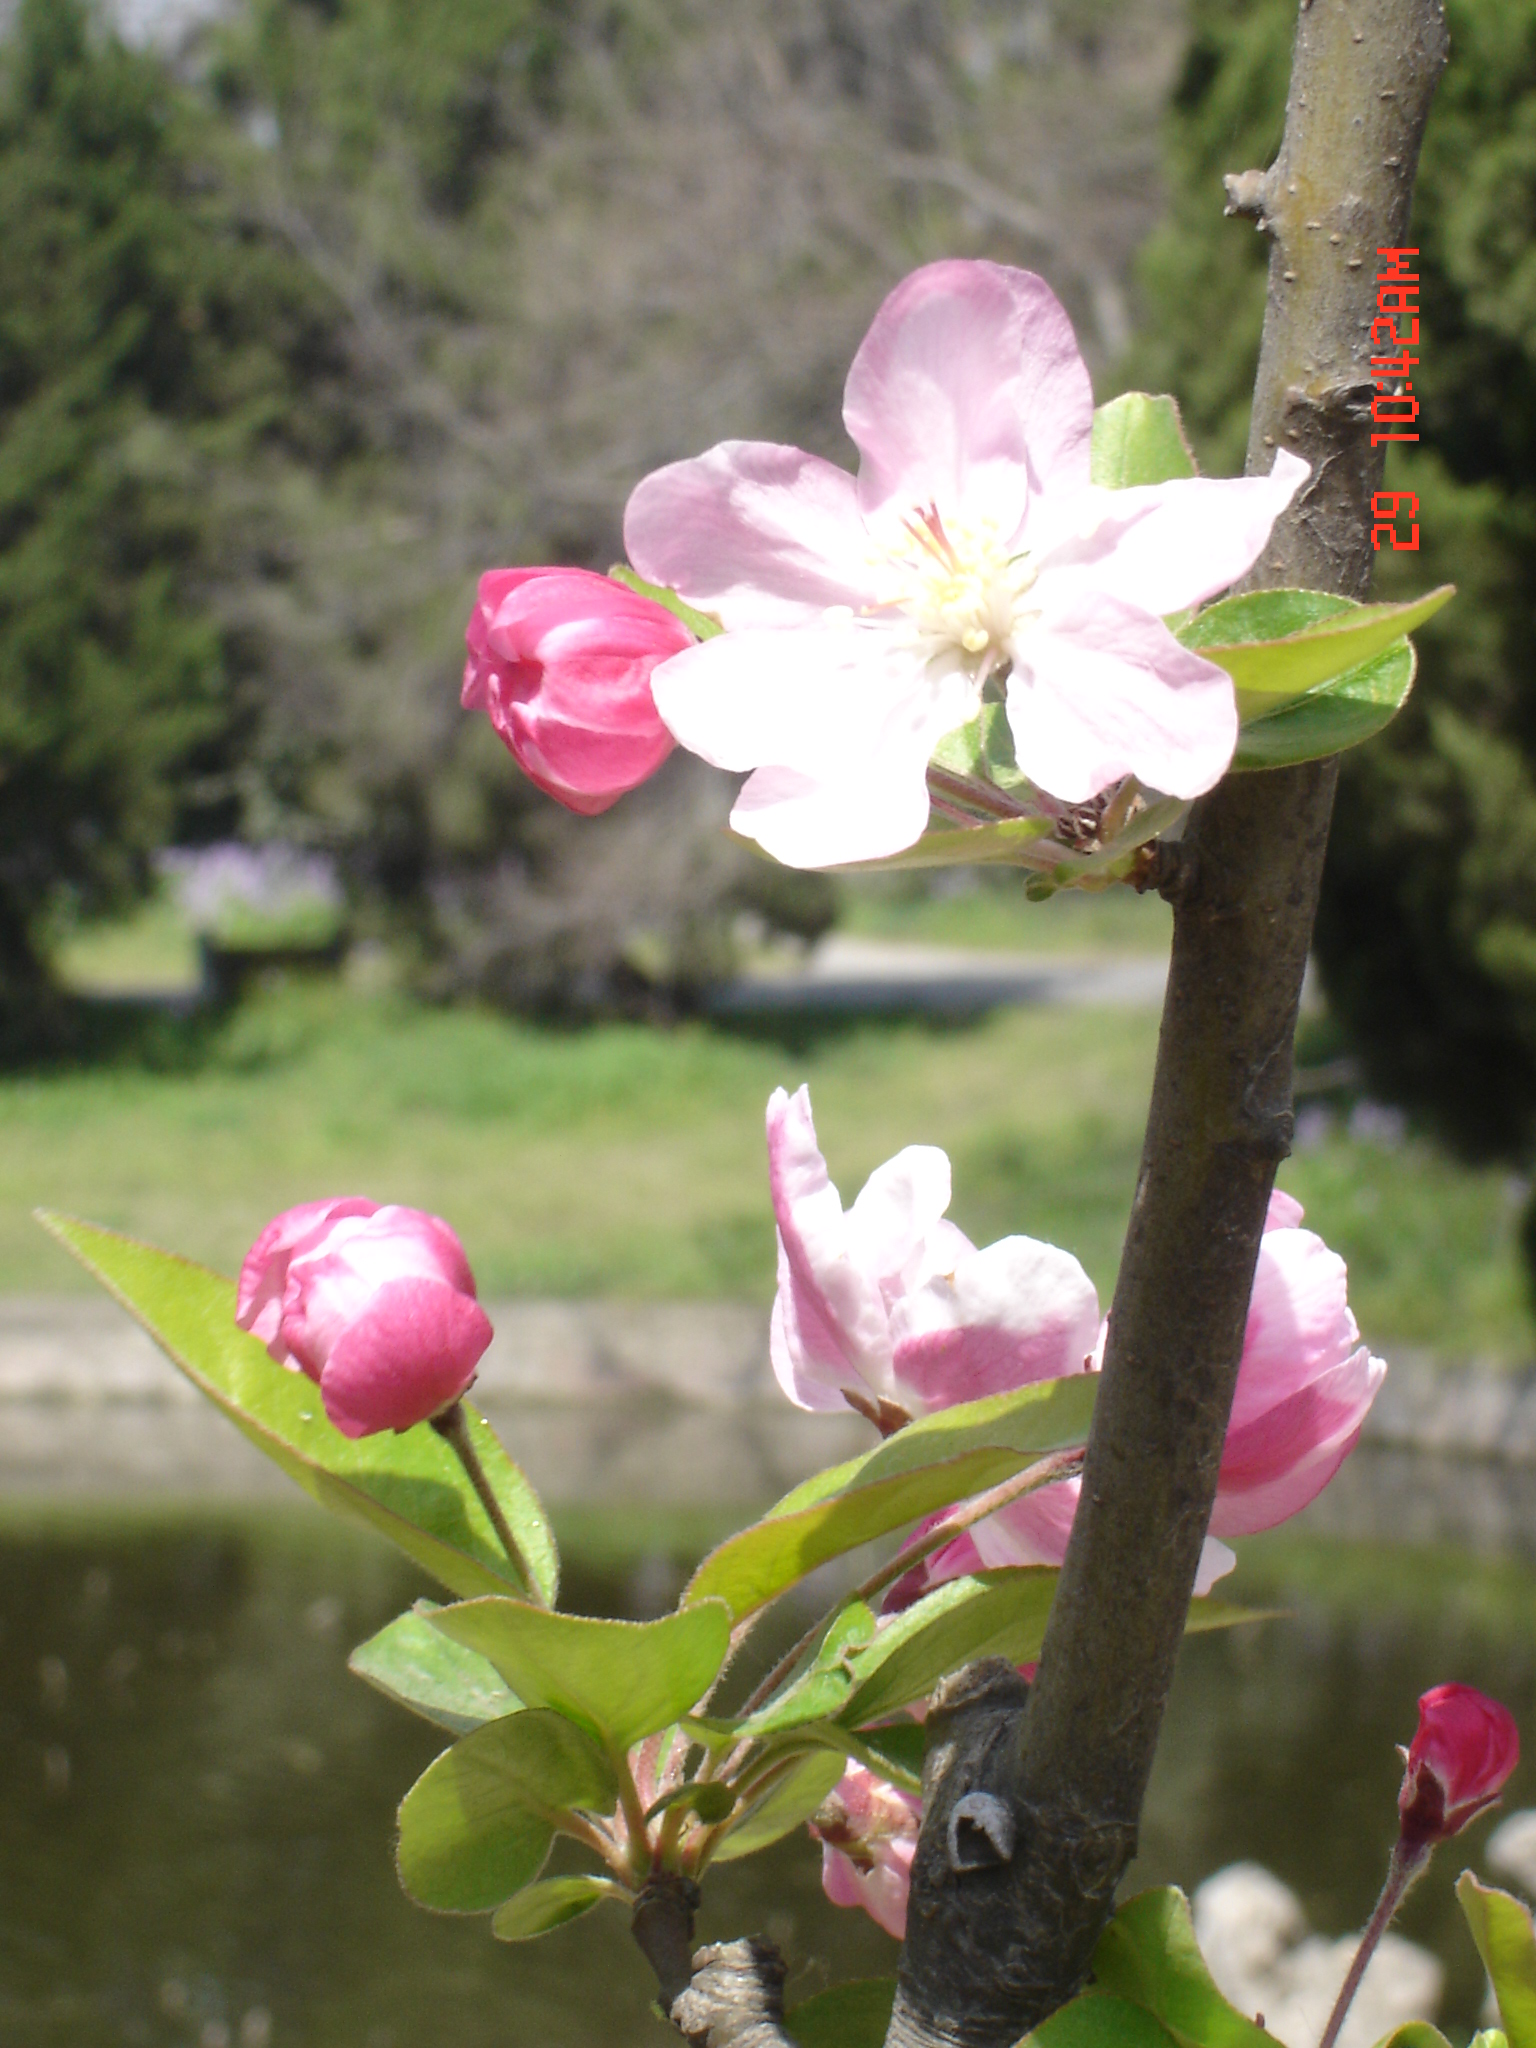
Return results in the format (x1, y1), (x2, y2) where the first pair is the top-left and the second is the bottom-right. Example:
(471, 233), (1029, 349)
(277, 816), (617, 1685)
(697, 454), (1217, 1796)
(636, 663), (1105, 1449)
(626, 259), (1306, 867)
(1398, 1684), (1520, 1850)
(767, 1084), (1100, 1422)
(811, 1765), (922, 1939)
(462, 567), (690, 814)
(237, 1198), (493, 1438)
(884, 1190), (1384, 1600)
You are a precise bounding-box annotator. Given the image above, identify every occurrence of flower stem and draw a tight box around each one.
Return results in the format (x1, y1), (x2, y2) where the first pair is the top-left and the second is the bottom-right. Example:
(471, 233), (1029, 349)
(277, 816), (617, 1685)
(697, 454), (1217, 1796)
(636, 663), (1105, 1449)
(430, 1401), (543, 1604)
(1317, 1841), (1430, 2048)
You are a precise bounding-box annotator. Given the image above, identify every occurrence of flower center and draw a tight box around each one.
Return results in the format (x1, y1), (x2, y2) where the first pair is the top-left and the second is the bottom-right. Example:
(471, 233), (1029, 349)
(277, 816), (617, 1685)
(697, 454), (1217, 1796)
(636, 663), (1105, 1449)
(868, 503), (1038, 674)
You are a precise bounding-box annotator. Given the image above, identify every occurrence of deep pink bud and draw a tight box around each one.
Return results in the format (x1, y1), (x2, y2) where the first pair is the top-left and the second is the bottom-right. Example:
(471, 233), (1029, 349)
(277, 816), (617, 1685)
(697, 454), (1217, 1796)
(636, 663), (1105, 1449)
(236, 1199), (493, 1438)
(1397, 1684), (1520, 1850)
(462, 567), (690, 814)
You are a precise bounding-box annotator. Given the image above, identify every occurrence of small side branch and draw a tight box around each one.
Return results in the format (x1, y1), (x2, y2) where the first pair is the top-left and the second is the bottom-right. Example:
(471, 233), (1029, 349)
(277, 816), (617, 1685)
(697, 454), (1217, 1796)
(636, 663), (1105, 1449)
(633, 1877), (797, 2048)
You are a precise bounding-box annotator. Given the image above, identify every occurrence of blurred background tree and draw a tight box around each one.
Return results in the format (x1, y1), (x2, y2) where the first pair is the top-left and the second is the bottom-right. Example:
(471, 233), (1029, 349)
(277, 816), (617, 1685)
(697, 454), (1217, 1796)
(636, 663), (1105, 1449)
(1133, 0), (1536, 1207)
(1, 0), (1185, 1026)
(0, 0), (353, 1048)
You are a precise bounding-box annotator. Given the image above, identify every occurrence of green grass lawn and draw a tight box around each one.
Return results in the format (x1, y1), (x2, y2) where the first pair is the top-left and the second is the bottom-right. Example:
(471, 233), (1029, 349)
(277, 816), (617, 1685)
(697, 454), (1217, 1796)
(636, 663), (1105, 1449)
(5, 975), (1530, 1363)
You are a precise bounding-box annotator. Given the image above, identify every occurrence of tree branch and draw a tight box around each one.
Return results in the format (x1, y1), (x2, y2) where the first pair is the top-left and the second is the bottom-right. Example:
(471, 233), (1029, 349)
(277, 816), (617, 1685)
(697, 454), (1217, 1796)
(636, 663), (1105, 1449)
(886, 5), (1449, 2043)
(633, 1875), (796, 2048)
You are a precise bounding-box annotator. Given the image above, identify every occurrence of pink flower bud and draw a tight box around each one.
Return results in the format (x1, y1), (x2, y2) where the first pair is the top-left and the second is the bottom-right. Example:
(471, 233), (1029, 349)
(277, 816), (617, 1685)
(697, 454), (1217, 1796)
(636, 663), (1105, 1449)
(811, 1765), (922, 1939)
(462, 567), (691, 814)
(236, 1199), (493, 1438)
(1397, 1684), (1520, 1850)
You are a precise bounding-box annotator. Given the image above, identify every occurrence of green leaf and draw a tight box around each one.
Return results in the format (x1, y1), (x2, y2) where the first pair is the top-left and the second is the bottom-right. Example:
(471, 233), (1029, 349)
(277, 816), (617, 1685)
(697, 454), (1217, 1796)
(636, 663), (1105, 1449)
(1092, 1887), (1287, 2048)
(395, 1710), (617, 1913)
(836, 1569), (1058, 1728)
(491, 1875), (615, 1941)
(785, 1978), (898, 2048)
(848, 1717), (927, 1787)
(349, 1604), (521, 1734)
(1459, 1875), (1536, 2048)
(685, 1378), (1097, 1622)
(644, 1779), (736, 1826)
(1471, 2033), (1511, 2048)
(429, 1596), (733, 1753)
(608, 564), (722, 640)
(1179, 585), (1451, 720)
(1370, 2029), (1455, 2048)
(1230, 641), (1416, 770)
(725, 1601), (880, 1741)
(711, 1750), (848, 1863)
(37, 1214), (559, 1604)
(1029, 1991), (1183, 2048)
(1091, 394), (1199, 489)
(930, 704), (1032, 794)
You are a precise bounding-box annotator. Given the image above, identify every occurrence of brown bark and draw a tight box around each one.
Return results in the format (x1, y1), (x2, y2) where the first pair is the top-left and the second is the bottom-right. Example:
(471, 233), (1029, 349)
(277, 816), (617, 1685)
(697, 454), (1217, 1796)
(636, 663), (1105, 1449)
(886, 4), (1449, 2043)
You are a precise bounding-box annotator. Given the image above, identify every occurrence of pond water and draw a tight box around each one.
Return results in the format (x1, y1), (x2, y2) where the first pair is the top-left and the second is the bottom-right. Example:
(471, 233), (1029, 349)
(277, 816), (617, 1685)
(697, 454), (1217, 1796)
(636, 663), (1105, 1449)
(3, 1466), (1535, 2047)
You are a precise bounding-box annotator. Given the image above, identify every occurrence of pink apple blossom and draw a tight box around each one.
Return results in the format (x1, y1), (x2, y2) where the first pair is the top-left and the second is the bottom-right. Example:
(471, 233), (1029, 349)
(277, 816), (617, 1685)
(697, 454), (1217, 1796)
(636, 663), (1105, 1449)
(625, 259), (1307, 867)
(767, 1083), (1100, 1422)
(1398, 1684), (1520, 1850)
(237, 1199), (493, 1438)
(895, 1188), (1384, 1595)
(811, 1765), (922, 1939)
(462, 567), (690, 814)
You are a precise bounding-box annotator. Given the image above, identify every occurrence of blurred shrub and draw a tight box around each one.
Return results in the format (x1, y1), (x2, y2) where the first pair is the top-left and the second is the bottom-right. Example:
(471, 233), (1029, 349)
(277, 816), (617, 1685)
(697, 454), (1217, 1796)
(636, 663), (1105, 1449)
(1134, 0), (1536, 1166)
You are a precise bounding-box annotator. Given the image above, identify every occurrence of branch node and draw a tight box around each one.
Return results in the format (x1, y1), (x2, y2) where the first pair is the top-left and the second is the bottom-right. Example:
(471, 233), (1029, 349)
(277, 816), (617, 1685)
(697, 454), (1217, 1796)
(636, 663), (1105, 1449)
(671, 1938), (791, 2048)
(949, 1792), (1017, 1871)
(1222, 167), (1273, 226)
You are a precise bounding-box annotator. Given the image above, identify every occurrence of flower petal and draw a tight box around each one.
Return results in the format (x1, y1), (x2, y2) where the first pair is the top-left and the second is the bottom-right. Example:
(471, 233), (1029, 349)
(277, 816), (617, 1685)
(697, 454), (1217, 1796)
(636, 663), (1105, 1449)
(889, 1236), (1100, 1413)
(319, 1277), (492, 1439)
(1230, 1223), (1360, 1431)
(846, 1144), (959, 1302)
(1211, 1346), (1386, 1537)
(1006, 595), (1238, 802)
(766, 1086), (892, 1410)
(623, 441), (875, 629)
(845, 260), (1092, 531)
(1034, 450), (1309, 617)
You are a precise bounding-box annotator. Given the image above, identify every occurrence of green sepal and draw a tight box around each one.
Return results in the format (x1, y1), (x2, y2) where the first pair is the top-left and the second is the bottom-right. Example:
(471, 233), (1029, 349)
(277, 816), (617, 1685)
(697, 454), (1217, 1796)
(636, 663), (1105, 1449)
(36, 1212), (559, 1605)
(684, 1377), (1096, 1622)
(709, 1750), (847, 1863)
(1091, 393), (1199, 488)
(428, 1596), (733, 1753)
(608, 564), (722, 640)
(1179, 584), (1451, 720)
(1458, 1874), (1536, 2048)
(784, 1979), (898, 2048)
(491, 1875), (617, 1941)
(795, 811), (1056, 874)
(930, 703), (1033, 795)
(395, 1709), (617, 1913)
(350, 1603), (521, 1734)
(1091, 1886), (1288, 2048)
(1028, 1991), (1182, 2048)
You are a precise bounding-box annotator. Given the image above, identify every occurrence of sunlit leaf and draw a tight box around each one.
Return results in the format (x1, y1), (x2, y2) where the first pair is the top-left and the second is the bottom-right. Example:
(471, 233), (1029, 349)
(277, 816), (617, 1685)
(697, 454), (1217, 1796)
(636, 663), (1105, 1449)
(1091, 393), (1199, 489)
(1230, 642), (1416, 770)
(1028, 1991), (1182, 2048)
(785, 1978), (898, 2048)
(1179, 584), (1450, 719)
(491, 1875), (616, 1941)
(1459, 1875), (1536, 2048)
(685, 1378), (1096, 1622)
(430, 1596), (733, 1753)
(710, 1750), (847, 1864)
(37, 1213), (558, 1603)
(1370, 2028), (1455, 2048)
(1092, 1887), (1287, 2048)
(396, 1710), (616, 1913)
(349, 1604), (520, 1734)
